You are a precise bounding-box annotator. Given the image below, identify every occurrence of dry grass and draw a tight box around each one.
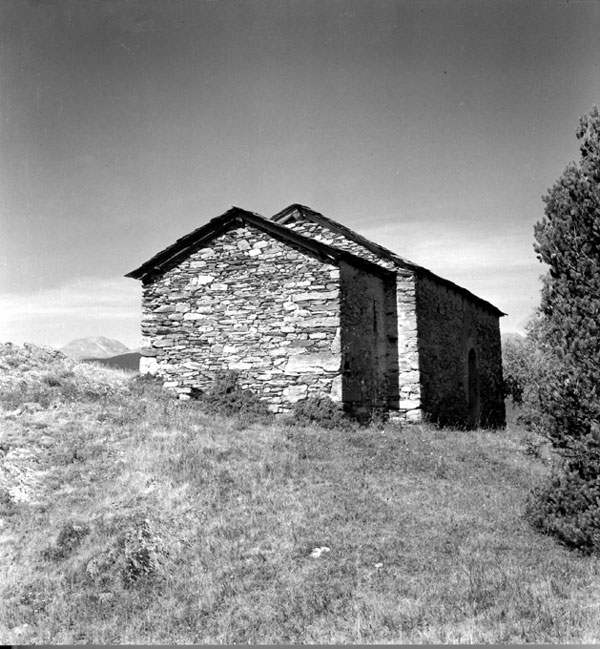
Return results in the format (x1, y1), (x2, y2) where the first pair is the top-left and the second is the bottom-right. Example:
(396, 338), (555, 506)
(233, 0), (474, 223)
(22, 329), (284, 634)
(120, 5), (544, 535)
(1, 343), (600, 643)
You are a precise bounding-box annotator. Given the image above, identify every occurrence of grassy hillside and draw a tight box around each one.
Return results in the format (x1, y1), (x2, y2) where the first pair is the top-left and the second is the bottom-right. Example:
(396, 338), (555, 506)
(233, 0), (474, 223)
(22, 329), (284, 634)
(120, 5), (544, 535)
(2, 342), (600, 643)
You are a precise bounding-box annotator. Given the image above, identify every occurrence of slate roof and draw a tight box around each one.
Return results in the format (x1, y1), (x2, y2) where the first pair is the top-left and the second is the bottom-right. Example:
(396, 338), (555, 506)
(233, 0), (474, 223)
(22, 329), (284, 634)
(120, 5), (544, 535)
(126, 203), (505, 317)
(125, 207), (396, 284)
(272, 204), (505, 317)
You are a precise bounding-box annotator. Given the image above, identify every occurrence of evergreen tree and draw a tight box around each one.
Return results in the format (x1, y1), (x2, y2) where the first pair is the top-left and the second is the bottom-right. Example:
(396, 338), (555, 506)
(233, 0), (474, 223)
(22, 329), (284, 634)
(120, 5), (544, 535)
(528, 107), (600, 553)
(532, 106), (600, 451)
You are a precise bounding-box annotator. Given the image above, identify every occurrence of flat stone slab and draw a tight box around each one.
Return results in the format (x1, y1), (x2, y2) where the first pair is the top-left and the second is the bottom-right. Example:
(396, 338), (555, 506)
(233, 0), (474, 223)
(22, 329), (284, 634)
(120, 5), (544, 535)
(284, 353), (341, 374)
(282, 384), (308, 402)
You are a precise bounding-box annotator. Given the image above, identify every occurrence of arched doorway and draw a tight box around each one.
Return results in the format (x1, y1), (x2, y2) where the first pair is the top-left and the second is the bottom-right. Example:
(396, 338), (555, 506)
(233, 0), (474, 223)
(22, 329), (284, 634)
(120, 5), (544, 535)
(467, 347), (480, 429)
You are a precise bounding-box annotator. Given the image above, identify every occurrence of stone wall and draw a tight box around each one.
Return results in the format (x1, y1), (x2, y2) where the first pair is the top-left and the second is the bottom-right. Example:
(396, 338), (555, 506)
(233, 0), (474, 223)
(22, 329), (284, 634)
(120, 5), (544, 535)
(279, 218), (422, 421)
(415, 274), (505, 428)
(137, 211), (504, 425)
(140, 224), (344, 411)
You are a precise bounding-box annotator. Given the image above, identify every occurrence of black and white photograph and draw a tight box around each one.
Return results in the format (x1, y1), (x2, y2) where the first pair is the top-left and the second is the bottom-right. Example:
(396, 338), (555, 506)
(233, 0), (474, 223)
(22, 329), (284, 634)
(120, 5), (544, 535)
(1, 0), (600, 643)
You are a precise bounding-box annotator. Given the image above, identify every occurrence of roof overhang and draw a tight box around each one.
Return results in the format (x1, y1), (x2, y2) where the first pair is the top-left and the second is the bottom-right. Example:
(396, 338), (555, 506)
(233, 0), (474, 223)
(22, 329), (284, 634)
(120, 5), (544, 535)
(125, 207), (396, 284)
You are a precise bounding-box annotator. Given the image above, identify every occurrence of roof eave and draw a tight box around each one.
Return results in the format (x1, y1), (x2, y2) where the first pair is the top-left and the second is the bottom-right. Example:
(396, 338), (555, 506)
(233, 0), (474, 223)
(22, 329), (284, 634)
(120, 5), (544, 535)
(272, 204), (506, 317)
(125, 206), (396, 284)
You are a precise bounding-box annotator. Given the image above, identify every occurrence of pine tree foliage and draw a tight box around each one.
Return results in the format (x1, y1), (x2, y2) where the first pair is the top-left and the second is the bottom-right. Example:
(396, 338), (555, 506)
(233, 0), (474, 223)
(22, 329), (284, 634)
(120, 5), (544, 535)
(528, 107), (600, 553)
(532, 106), (600, 450)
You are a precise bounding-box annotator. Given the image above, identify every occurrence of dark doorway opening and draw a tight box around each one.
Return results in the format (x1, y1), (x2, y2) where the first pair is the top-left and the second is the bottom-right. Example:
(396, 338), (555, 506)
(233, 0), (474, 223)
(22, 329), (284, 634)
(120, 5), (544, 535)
(467, 348), (480, 429)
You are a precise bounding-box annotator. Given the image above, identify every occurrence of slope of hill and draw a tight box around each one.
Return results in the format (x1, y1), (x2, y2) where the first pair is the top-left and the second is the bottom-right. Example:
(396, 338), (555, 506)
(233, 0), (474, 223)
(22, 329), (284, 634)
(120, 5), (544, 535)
(1, 342), (600, 644)
(82, 351), (141, 371)
(60, 336), (131, 361)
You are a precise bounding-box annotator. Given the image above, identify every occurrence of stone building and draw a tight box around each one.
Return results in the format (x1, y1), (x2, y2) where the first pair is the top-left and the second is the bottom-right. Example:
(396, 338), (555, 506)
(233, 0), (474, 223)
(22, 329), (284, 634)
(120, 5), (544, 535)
(126, 204), (505, 427)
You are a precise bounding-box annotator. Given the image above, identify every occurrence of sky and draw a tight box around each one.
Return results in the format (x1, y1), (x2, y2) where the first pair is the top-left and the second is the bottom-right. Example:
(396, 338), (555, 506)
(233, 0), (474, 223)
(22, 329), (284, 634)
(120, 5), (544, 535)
(1, 0), (599, 349)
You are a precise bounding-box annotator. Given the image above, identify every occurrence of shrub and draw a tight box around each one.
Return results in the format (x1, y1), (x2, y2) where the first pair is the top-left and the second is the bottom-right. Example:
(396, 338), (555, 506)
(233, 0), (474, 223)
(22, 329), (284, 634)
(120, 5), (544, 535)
(121, 517), (167, 586)
(130, 373), (173, 402)
(527, 469), (600, 555)
(527, 425), (600, 554)
(43, 521), (90, 561)
(0, 488), (17, 517)
(502, 335), (533, 406)
(42, 372), (63, 388)
(193, 371), (271, 419)
(290, 395), (353, 430)
(0, 382), (55, 410)
(83, 514), (170, 589)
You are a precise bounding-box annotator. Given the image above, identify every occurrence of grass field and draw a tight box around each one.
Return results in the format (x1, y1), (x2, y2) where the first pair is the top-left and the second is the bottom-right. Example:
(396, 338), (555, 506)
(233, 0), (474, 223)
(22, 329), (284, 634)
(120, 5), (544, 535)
(1, 342), (600, 643)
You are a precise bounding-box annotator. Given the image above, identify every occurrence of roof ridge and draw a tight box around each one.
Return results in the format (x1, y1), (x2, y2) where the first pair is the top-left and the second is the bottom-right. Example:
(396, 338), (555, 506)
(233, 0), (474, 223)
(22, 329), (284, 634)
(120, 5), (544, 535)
(125, 206), (396, 283)
(272, 203), (427, 270)
(271, 204), (505, 317)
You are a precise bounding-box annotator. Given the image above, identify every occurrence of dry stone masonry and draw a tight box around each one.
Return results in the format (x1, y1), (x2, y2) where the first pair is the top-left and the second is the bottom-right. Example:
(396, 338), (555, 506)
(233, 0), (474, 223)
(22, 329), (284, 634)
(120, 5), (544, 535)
(273, 214), (422, 418)
(127, 204), (505, 427)
(139, 225), (344, 409)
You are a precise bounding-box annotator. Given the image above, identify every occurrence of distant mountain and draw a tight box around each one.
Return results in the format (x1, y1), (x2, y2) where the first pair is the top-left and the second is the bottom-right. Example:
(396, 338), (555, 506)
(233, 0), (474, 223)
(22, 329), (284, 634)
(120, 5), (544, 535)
(60, 336), (131, 361)
(82, 351), (141, 371)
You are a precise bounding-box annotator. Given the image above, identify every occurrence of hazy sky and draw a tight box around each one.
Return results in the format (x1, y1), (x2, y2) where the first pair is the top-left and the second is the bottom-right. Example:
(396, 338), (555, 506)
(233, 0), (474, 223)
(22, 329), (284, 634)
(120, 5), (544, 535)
(1, 0), (599, 348)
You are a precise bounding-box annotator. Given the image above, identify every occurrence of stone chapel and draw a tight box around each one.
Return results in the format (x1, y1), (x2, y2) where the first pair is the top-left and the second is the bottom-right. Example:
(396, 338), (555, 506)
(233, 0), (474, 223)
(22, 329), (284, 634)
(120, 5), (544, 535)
(126, 204), (505, 427)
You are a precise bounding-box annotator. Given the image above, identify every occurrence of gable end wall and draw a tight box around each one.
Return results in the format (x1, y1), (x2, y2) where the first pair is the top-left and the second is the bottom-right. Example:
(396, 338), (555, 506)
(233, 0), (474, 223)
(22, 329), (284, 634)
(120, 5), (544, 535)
(139, 224), (344, 411)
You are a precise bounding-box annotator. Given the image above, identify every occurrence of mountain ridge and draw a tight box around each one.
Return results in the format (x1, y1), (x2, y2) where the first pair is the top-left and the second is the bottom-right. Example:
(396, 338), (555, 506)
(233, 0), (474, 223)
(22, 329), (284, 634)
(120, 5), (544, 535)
(60, 336), (131, 361)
